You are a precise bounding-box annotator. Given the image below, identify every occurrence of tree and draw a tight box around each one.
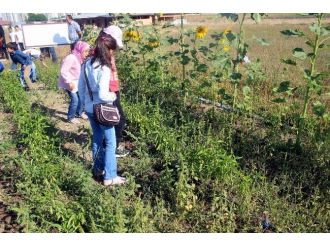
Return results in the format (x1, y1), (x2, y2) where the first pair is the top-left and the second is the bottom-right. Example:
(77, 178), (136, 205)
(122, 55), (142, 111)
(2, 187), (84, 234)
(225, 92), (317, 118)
(27, 13), (48, 22)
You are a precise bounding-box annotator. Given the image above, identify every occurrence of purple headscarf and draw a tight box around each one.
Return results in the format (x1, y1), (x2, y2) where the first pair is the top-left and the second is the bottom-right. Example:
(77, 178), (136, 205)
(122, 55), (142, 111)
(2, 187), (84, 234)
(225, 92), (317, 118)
(72, 41), (90, 64)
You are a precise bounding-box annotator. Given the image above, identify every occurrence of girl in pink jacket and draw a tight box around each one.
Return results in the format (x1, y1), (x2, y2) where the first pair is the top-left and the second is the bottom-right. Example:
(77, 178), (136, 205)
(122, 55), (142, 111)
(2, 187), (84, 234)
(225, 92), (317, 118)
(58, 41), (90, 124)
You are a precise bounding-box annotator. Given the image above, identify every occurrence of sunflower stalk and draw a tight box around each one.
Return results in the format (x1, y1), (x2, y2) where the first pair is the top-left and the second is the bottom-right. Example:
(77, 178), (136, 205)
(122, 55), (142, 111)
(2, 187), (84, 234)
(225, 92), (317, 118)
(229, 13), (246, 151)
(179, 13), (187, 106)
(296, 13), (323, 148)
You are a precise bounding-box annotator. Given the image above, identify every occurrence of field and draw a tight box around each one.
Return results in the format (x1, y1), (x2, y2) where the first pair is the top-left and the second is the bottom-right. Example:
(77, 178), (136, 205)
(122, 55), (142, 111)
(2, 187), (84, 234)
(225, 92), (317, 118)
(0, 14), (329, 233)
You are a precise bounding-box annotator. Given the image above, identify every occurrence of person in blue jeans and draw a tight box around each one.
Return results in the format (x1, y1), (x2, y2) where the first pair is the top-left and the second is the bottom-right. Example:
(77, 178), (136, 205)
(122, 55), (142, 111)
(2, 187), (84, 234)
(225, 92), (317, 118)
(78, 32), (126, 186)
(6, 42), (36, 90)
(58, 41), (90, 124)
(0, 61), (4, 73)
(18, 61), (37, 88)
(40, 47), (58, 63)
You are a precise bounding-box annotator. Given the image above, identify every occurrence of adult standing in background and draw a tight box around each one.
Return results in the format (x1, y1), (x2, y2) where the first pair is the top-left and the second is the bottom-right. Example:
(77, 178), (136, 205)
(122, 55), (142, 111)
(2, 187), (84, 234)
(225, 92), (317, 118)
(66, 15), (82, 51)
(8, 26), (17, 43)
(0, 25), (9, 59)
(8, 27), (18, 70)
(14, 25), (25, 51)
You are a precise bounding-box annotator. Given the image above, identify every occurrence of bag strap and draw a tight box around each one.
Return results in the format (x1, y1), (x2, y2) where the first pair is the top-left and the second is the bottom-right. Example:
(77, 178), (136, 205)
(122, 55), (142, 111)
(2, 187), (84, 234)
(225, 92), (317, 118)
(83, 62), (93, 101)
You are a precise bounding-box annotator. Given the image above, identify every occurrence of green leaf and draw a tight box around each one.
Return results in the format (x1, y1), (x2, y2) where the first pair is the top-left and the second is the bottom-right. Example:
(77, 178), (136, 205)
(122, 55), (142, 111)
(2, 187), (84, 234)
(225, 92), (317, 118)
(312, 101), (326, 117)
(220, 13), (239, 22)
(196, 64), (208, 73)
(281, 59), (297, 66)
(200, 80), (212, 88)
(226, 32), (236, 42)
(254, 36), (269, 46)
(272, 97), (287, 103)
(209, 43), (217, 48)
(309, 23), (321, 35)
(168, 37), (179, 44)
(323, 113), (330, 122)
(319, 43), (325, 49)
(243, 86), (251, 96)
(198, 46), (209, 56)
(320, 27), (330, 36)
(218, 88), (233, 101)
(181, 55), (191, 65)
(273, 81), (292, 93)
(281, 29), (304, 37)
(230, 72), (242, 82)
(313, 71), (330, 81)
(308, 80), (322, 94)
(307, 52), (315, 58)
(305, 40), (314, 47)
(304, 69), (312, 80)
(292, 48), (307, 60)
(251, 13), (261, 23)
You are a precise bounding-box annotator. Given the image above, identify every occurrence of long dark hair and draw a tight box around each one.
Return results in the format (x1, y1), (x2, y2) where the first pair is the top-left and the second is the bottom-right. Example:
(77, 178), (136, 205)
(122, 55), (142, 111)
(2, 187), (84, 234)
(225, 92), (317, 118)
(91, 31), (117, 68)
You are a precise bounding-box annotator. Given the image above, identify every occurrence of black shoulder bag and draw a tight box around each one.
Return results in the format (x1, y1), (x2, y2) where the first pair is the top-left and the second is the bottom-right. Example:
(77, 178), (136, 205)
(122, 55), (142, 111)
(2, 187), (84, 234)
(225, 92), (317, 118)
(83, 63), (120, 126)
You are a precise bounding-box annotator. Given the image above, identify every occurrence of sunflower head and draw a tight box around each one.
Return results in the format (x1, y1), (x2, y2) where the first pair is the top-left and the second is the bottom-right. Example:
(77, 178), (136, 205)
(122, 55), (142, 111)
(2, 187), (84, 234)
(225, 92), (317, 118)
(147, 40), (160, 48)
(223, 45), (231, 52)
(224, 28), (231, 35)
(219, 38), (227, 45)
(124, 30), (141, 42)
(195, 26), (208, 39)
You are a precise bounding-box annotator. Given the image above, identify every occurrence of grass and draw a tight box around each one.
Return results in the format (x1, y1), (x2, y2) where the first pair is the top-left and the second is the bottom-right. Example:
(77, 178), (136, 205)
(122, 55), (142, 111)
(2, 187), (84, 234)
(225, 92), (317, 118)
(0, 14), (329, 232)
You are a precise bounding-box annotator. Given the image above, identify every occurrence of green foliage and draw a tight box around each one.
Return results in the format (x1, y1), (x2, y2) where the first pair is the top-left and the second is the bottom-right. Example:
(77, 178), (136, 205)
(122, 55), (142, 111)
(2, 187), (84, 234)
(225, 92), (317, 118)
(27, 13), (48, 22)
(82, 25), (101, 47)
(276, 13), (329, 147)
(0, 14), (329, 233)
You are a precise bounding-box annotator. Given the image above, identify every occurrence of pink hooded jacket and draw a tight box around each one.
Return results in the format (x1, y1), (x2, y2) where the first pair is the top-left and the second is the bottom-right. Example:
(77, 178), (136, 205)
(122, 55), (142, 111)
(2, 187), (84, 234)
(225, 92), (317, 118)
(58, 41), (90, 92)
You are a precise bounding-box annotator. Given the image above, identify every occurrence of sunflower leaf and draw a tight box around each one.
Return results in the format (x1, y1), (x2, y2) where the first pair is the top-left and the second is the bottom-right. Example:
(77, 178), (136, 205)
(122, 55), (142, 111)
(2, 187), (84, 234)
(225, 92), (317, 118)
(281, 29), (304, 37)
(219, 13), (239, 22)
(253, 36), (269, 46)
(281, 59), (297, 66)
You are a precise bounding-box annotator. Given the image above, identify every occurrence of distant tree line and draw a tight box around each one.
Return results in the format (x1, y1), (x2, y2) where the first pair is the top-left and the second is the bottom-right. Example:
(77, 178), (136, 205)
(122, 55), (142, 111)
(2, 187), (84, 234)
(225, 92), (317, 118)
(27, 13), (48, 22)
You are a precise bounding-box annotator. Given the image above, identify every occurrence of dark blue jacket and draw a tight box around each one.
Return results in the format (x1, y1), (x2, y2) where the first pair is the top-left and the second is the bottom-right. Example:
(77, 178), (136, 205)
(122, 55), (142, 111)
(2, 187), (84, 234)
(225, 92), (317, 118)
(10, 50), (32, 66)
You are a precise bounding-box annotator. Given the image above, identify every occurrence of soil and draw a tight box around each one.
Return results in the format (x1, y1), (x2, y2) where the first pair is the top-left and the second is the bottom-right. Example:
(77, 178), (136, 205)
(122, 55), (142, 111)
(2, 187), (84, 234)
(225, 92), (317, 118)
(0, 111), (23, 233)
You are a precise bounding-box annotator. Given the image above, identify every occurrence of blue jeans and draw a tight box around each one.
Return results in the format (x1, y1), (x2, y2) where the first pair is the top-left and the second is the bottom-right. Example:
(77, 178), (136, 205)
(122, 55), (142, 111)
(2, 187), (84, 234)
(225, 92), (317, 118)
(19, 63), (36, 87)
(10, 62), (17, 70)
(49, 47), (58, 63)
(87, 112), (117, 180)
(67, 90), (83, 120)
(31, 62), (37, 81)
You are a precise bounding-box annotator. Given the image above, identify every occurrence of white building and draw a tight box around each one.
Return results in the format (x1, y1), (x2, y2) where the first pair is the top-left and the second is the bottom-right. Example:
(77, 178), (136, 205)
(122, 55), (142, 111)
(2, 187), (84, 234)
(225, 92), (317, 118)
(0, 13), (27, 25)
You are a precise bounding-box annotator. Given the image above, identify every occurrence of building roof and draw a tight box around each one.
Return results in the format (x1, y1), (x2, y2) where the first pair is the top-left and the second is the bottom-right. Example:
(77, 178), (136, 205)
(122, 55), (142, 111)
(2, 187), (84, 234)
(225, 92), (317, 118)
(0, 20), (11, 25)
(73, 13), (114, 19)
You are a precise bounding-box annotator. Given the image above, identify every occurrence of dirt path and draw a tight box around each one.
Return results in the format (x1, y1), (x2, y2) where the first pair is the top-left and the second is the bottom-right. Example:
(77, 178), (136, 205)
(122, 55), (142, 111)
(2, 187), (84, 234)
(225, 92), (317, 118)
(0, 111), (23, 233)
(29, 89), (93, 164)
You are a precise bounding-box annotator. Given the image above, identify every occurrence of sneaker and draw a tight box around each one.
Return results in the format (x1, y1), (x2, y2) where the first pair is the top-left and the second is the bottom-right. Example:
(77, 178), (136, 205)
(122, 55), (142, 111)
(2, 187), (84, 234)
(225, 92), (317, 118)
(68, 118), (80, 124)
(93, 169), (105, 177)
(116, 144), (130, 158)
(103, 176), (127, 186)
(92, 169), (105, 182)
(77, 112), (88, 120)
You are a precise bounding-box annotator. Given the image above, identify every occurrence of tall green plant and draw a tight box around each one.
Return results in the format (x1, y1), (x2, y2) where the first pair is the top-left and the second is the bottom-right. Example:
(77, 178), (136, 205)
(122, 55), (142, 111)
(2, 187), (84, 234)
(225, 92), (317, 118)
(276, 13), (330, 147)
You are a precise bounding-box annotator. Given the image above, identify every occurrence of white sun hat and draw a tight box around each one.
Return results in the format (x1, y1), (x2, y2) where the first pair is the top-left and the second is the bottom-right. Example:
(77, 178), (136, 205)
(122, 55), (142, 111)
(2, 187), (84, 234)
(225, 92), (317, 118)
(103, 25), (124, 49)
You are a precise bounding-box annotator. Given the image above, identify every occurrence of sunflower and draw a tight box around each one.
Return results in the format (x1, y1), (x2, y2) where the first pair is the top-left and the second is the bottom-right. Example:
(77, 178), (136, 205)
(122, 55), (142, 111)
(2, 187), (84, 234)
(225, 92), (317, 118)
(223, 45), (231, 52)
(195, 26), (208, 39)
(124, 30), (141, 42)
(224, 28), (231, 35)
(219, 38), (226, 45)
(148, 40), (160, 48)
